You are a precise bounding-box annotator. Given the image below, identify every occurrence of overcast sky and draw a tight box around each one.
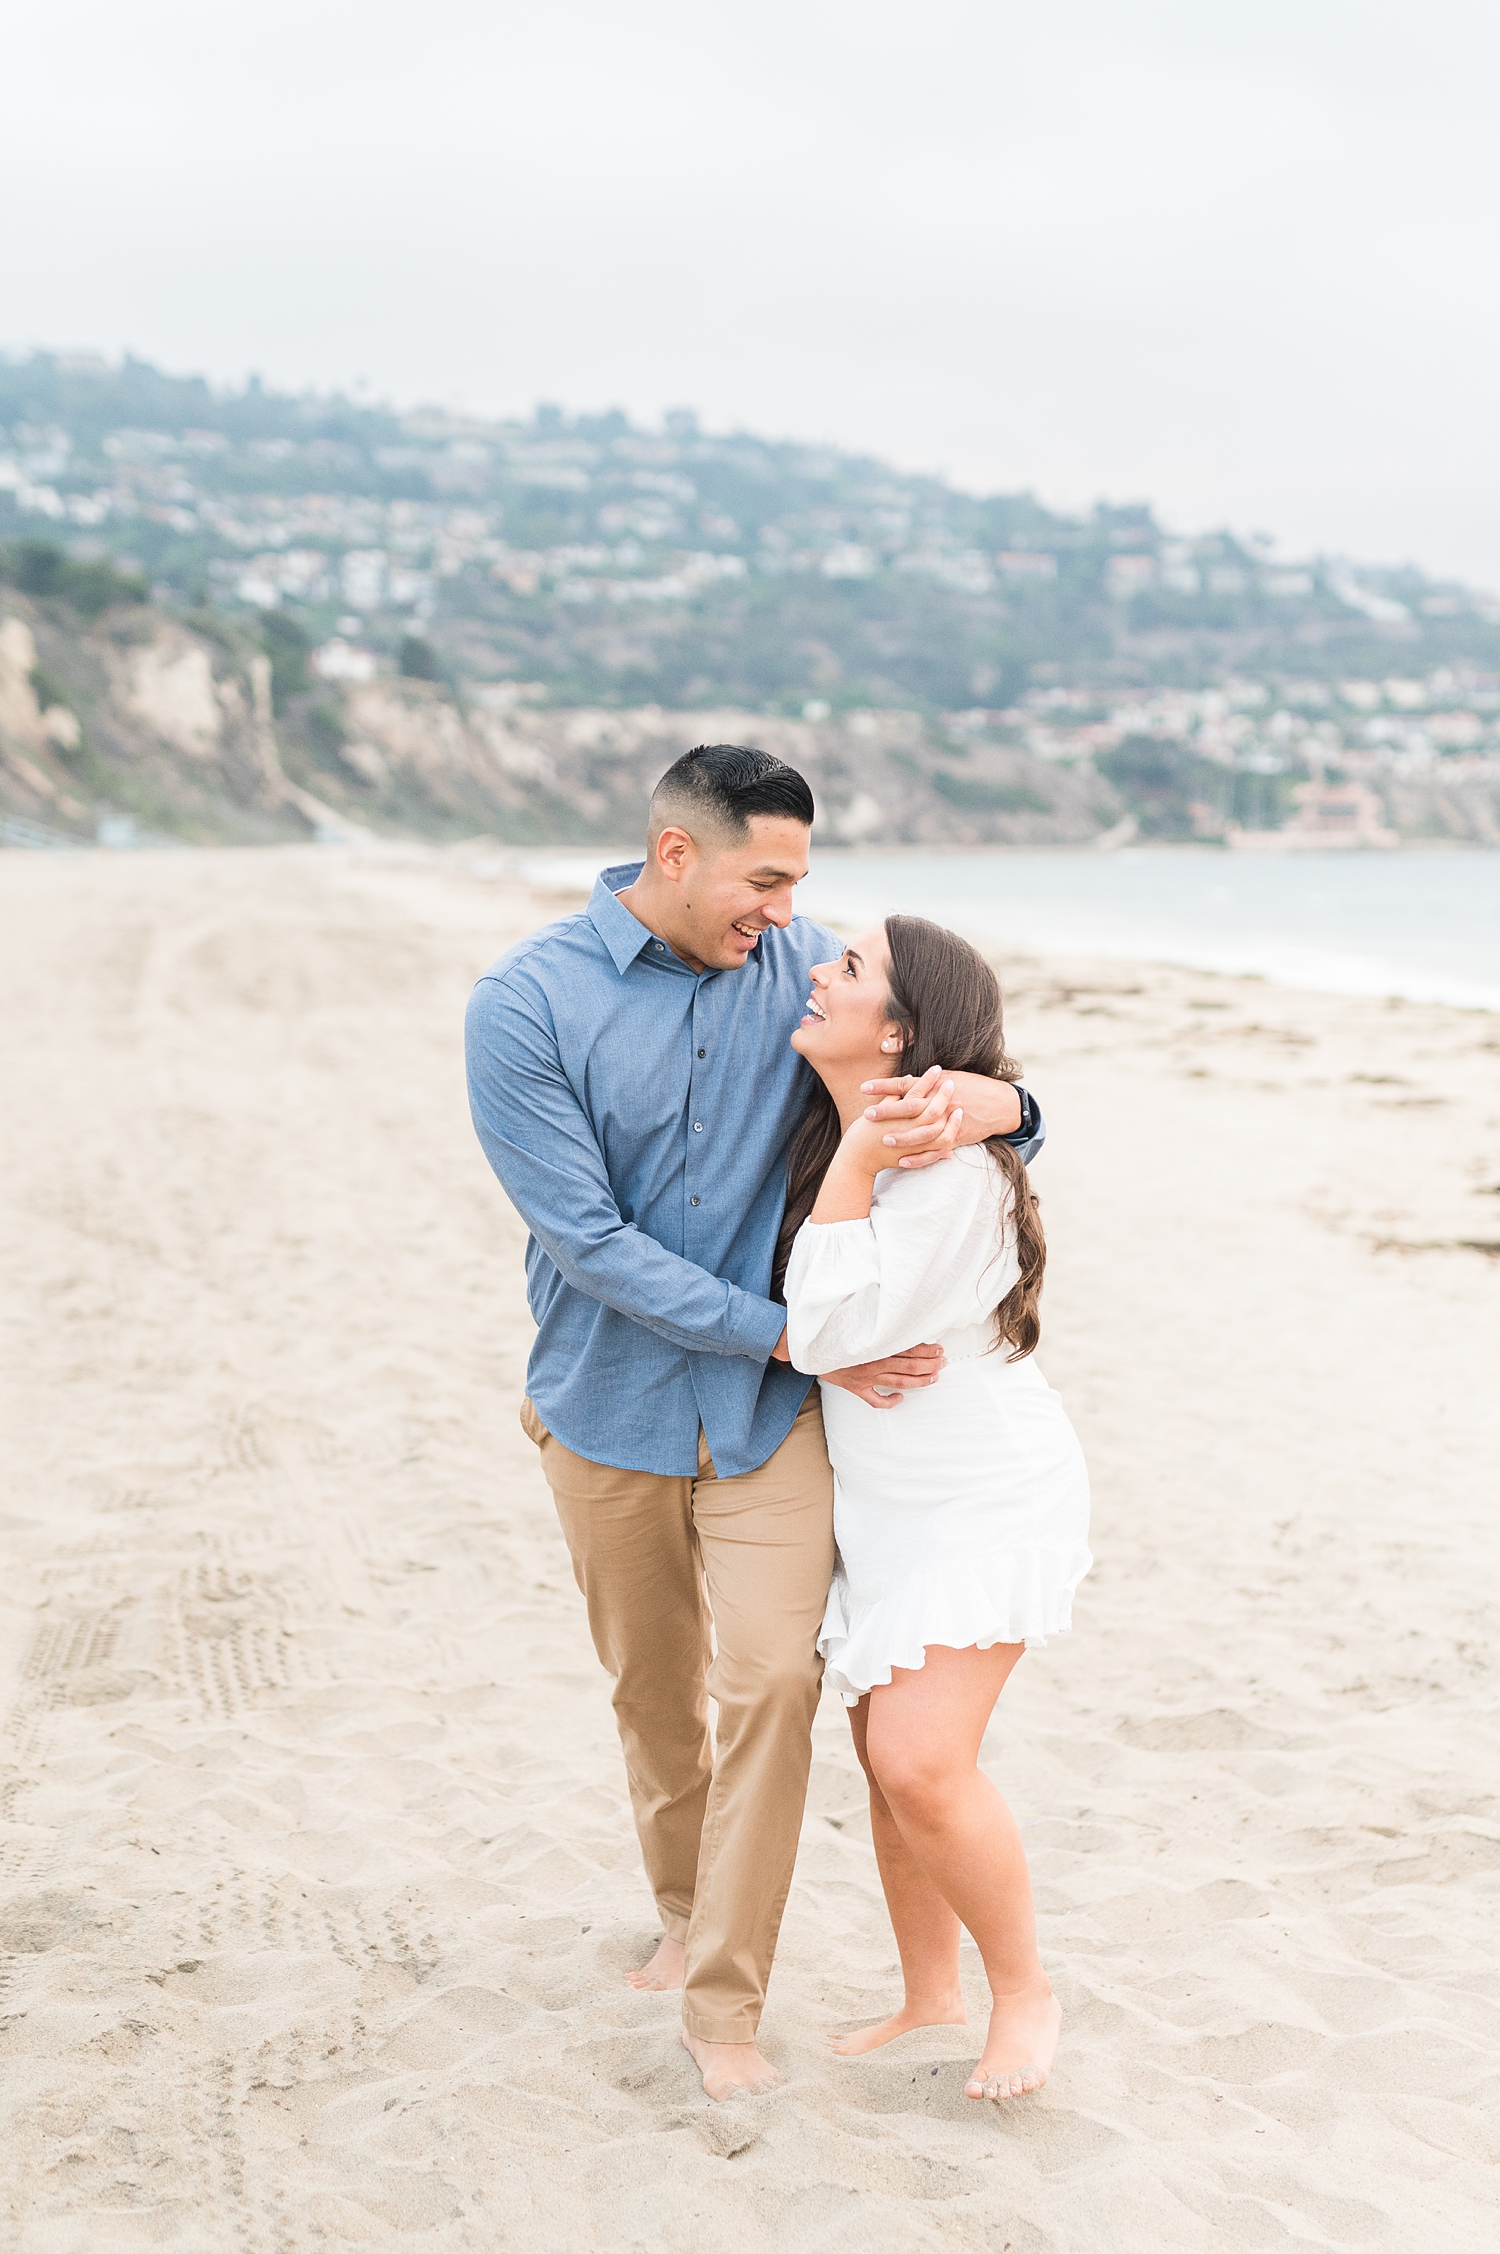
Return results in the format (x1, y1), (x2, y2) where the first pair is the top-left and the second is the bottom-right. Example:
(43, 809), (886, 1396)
(6, 1), (1499, 585)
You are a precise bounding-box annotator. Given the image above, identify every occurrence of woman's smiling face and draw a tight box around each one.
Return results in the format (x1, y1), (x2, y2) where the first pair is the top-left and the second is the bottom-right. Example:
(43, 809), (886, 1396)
(790, 923), (903, 1078)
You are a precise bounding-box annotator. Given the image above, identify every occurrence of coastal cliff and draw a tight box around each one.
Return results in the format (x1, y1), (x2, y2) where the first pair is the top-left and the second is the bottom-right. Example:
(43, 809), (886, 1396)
(0, 586), (1117, 848)
(5, 583), (1499, 851)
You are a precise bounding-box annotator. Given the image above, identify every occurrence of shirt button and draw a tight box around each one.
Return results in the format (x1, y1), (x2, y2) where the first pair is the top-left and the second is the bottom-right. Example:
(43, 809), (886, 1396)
(697, 1047), (706, 1058)
(690, 1195), (700, 1206)
(693, 1121), (703, 1132)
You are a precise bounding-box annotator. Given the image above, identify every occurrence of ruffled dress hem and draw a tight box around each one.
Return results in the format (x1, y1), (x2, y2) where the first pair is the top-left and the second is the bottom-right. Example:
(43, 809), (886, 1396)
(817, 1541), (1094, 1706)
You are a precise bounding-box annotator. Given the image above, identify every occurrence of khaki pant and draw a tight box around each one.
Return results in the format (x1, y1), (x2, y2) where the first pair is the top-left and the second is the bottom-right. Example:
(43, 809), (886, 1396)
(521, 1391), (834, 2042)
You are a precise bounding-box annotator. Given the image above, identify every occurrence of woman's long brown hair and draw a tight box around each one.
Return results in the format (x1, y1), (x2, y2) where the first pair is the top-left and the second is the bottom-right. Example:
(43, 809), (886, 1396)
(773, 915), (1045, 1358)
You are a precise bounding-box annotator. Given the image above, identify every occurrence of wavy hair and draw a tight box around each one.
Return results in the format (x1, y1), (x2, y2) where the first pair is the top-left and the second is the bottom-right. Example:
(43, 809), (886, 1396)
(773, 915), (1045, 1358)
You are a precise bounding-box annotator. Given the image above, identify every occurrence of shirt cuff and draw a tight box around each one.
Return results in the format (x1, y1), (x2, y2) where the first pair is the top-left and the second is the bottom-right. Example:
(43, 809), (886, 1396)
(734, 1290), (795, 1363)
(999, 1086), (1044, 1158)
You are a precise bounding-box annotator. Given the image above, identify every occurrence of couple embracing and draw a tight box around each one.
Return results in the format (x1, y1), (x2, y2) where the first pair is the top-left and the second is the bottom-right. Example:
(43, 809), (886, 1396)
(465, 744), (1091, 2105)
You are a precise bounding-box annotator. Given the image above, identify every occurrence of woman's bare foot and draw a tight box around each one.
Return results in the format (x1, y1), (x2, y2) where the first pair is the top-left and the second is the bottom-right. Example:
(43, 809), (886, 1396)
(626, 1935), (685, 1992)
(680, 2030), (779, 2101)
(965, 1981), (1061, 2101)
(833, 1994), (968, 2057)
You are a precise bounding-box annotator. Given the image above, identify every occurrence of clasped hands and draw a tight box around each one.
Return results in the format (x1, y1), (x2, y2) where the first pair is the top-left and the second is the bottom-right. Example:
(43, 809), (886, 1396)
(861, 1060), (1020, 1163)
(774, 1066), (1020, 1408)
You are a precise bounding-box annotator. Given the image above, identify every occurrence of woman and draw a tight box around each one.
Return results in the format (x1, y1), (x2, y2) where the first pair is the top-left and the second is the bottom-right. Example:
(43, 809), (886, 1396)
(779, 915), (1091, 2102)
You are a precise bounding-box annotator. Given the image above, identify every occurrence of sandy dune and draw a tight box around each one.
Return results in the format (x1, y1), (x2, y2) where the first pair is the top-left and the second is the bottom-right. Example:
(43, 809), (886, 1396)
(1, 844), (1497, 2251)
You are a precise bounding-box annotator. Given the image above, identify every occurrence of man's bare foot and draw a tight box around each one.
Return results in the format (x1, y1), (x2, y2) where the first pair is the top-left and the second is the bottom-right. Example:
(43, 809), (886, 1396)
(833, 1994), (968, 2057)
(626, 1936), (685, 1992)
(965, 1980), (1061, 2101)
(681, 2029), (779, 2102)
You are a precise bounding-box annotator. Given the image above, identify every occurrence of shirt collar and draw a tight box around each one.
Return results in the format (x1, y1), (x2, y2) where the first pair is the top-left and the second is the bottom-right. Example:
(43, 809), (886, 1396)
(586, 859), (775, 979)
(588, 861), (659, 974)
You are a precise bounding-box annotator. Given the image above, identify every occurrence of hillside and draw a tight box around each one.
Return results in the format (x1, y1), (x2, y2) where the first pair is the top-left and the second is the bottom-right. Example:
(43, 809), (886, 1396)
(0, 567), (1115, 849)
(3, 350), (1500, 848)
(5, 563), (1498, 854)
(7, 350), (1500, 706)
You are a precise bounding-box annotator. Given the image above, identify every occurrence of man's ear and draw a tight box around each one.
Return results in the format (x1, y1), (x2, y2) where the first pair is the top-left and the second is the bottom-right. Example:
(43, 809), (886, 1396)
(654, 826), (695, 882)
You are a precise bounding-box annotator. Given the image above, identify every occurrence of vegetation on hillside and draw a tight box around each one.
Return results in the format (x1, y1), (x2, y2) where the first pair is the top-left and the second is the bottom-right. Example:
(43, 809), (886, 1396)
(4, 351), (1498, 717)
(3, 356), (1499, 851)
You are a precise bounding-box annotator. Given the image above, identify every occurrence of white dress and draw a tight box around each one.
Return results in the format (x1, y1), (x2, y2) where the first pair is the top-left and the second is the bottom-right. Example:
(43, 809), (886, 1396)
(784, 1146), (1092, 1705)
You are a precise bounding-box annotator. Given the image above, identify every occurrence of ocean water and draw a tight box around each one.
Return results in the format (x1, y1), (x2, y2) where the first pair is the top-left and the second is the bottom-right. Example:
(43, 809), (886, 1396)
(517, 847), (1500, 1015)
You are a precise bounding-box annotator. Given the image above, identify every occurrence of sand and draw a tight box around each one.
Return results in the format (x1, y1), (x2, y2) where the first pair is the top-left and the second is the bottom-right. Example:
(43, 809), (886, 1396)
(1, 842), (1497, 2253)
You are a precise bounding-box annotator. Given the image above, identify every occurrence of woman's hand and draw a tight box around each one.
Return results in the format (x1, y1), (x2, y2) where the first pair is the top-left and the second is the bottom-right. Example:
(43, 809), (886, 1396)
(860, 1065), (1016, 1163)
(809, 1087), (962, 1224)
(838, 1111), (911, 1176)
(859, 1067), (967, 1169)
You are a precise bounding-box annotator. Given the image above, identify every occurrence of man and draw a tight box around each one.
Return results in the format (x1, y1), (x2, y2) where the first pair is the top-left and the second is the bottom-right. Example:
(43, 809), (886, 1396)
(465, 744), (1043, 2100)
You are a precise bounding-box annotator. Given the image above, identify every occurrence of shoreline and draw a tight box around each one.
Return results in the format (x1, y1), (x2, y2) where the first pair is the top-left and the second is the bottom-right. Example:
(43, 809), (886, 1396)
(8, 826), (1500, 1015)
(505, 840), (1500, 1018)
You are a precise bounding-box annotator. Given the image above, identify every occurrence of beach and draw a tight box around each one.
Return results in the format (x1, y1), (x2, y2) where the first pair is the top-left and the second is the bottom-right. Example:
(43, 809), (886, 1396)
(2, 843), (1497, 2252)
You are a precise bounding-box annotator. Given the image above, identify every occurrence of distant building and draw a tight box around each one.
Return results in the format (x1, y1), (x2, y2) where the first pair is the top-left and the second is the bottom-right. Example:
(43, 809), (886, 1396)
(341, 550), (387, 609)
(1105, 554), (1155, 597)
(1229, 780), (1398, 850)
(1329, 574), (1410, 624)
(897, 549), (991, 593)
(312, 638), (377, 683)
(821, 544), (877, 579)
(996, 552), (1058, 580)
(1427, 711), (1483, 747)
(386, 567), (433, 610)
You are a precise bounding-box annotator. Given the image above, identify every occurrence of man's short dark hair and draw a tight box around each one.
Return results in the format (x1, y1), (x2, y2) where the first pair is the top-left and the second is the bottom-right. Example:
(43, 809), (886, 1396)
(649, 743), (815, 842)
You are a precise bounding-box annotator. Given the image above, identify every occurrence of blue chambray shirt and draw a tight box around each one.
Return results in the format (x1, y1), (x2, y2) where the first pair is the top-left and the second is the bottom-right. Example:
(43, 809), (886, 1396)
(465, 862), (1044, 1478)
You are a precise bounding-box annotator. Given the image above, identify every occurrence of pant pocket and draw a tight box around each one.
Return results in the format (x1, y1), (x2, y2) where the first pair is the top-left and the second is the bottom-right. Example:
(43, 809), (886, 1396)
(519, 1396), (550, 1449)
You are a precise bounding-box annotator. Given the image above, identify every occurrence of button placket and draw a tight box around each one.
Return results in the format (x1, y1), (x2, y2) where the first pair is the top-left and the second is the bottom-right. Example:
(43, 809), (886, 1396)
(688, 988), (711, 1213)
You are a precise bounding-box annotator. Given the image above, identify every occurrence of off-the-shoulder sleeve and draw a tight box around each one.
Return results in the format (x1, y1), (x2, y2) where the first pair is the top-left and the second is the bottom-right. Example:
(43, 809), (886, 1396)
(783, 1153), (1011, 1374)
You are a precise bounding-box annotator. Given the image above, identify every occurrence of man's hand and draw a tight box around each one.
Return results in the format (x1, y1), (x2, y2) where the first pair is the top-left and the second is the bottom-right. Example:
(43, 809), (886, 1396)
(772, 1328), (945, 1404)
(860, 1065), (1020, 1168)
(820, 1342), (945, 1409)
(858, 1065), (964, 1170)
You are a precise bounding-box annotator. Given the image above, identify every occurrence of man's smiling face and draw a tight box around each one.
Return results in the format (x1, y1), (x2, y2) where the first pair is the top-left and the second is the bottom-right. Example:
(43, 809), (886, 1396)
(663, 815), (811, 972)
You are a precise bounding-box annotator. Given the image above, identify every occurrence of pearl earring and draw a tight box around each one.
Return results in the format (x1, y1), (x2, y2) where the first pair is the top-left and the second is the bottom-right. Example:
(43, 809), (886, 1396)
(881, 1037), (898, 1051)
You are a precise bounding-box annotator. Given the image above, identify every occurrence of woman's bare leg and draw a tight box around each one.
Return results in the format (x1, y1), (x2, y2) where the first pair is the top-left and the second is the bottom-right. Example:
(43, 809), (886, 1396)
(832, 1695), (967, 2055)
(864, 1643), (1061, 2099)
